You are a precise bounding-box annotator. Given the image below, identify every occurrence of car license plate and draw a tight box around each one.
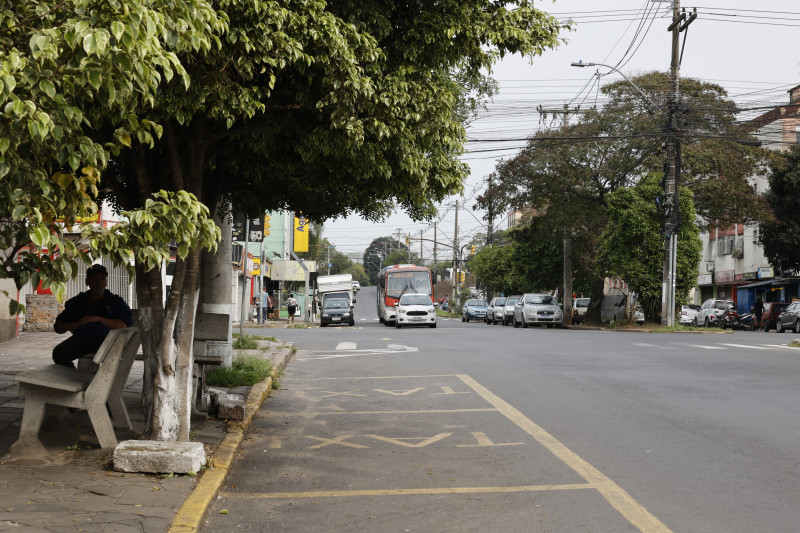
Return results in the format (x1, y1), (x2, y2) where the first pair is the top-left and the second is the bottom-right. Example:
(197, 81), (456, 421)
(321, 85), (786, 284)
(411, 317), (424, 321)
(332, 317), (341, 321)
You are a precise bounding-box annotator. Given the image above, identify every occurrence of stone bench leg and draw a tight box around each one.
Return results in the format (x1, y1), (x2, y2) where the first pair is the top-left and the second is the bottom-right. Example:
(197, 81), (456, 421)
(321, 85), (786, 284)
(87, 402), (118, 449)
(10, 395), (49, 458)
(107, 393), (132, 431)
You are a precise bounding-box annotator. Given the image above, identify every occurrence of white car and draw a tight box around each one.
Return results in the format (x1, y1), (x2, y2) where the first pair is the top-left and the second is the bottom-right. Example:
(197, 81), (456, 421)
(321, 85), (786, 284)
(695, 298), (735, 327)
(572, 297), (590, 324)
(395, 294), (437, 328)
(678, 304), (700, 325)
(513, 293), (564, 328)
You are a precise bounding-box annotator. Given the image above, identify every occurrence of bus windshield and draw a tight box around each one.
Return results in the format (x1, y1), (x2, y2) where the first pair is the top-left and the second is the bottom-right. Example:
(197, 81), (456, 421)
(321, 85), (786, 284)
(386, 271), (431, 298)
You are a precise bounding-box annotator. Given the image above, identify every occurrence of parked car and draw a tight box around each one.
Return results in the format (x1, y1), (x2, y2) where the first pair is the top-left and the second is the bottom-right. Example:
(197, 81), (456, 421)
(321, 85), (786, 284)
(695, 298), (735, 327)
(320, 297), (354, 327)
(486, 297), (506, 324)
(462, 299), (488, 322)
(775, 301), (800, 333)
(396, 294), (437, 329)
(513, 293), (564, 328)
(572, 298), (590, 324)
(678, 304), (701, 325)
(759, 302), (789, 332)
(500, 295), (522, 326)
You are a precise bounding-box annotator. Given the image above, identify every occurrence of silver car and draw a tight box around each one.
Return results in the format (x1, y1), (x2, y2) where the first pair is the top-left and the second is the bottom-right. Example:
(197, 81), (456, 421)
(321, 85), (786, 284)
(501, 295), (522, 326)
(486, 297), (506, 324)
(513, 293), (564, 328)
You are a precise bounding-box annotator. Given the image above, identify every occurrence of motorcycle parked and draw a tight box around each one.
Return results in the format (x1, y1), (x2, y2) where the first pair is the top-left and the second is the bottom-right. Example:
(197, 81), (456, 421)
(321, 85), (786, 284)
(717, 309), (752, 330)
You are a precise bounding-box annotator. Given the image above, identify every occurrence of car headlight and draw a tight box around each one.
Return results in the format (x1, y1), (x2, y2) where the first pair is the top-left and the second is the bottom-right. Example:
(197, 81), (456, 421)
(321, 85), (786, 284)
(322, 313), (329, 317)
(343, 312), (350, 317)
(428, 307), (435, 313)
(398, 307), (407, 313)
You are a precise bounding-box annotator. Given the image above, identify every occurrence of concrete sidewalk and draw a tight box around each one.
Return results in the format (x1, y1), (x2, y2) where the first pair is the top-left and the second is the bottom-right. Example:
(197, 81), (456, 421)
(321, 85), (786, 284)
(0, 327), (294, 532)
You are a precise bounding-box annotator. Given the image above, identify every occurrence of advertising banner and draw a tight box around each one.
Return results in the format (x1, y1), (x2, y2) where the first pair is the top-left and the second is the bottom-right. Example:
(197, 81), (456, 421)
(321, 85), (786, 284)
(294, 214), (309, 252)
(272, 260), (317, 281)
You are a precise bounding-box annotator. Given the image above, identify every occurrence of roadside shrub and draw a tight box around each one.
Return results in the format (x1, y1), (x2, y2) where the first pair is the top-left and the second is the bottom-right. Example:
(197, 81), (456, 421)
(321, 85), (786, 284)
(233, 334), (260, 350)
(205, 355), (273, 387)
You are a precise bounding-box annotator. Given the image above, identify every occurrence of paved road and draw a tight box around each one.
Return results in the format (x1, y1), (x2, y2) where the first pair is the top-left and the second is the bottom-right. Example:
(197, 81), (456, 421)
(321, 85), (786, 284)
(204, 287), (800, 532)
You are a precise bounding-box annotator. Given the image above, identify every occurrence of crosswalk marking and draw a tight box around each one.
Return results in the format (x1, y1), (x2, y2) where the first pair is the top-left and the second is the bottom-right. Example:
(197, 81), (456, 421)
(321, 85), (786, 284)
(687, 344), (726, 350)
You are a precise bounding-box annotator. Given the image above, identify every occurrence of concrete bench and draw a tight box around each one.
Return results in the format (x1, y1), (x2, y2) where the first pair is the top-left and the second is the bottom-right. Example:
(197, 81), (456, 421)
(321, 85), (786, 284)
(12, 327), (141, 452)
(192, 312), (232, 410)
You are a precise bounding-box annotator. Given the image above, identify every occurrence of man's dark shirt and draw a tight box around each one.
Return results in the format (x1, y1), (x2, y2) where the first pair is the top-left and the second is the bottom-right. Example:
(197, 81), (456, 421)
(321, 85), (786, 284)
(55, 289), (133, 337)
(754, 300), (764, 316)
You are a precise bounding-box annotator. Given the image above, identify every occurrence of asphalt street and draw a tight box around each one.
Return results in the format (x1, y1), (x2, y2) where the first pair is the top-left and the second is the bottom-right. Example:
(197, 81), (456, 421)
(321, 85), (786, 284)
(202, 286), (800, 532)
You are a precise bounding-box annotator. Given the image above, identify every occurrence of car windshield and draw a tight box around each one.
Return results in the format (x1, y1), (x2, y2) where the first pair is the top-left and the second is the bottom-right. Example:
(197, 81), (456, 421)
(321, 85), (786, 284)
(494, 298), (506, 306)
(527, 295), (557, 305)
(575, 298), (590, 308)
(467, 300), (487, 307)
(325, 299), (349, 309)
(400, 295), (433, 306)
(505, 297), (520, 305)
(714, 301), (734, 310)
(685, 304), (700, 310)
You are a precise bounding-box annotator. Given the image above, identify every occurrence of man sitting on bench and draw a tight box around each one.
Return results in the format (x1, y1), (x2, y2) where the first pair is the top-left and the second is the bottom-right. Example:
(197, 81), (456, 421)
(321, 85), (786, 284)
(52, 264), (133, 369)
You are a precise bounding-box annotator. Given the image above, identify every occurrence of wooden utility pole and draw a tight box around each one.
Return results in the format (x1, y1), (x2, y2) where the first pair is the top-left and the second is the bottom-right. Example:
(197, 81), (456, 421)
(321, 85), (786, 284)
(452, 200), (459, 305)
(563, 235), (573, 322)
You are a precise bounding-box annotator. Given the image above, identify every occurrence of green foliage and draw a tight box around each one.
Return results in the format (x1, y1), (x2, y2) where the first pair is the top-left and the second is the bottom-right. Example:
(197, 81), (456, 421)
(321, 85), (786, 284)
(598, 174), (702, 320)
(205, 355), (273, 387)
(758, 146), (800, 274)
(364, 237), (402, 284)
(232, 334), (260, 350)
(383, 249), (419, 268)
(345, 263), (369, 285)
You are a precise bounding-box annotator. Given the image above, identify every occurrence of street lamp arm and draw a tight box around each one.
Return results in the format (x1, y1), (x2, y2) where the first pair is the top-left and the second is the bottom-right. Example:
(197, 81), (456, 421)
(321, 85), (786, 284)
(571, 61), (656, 112)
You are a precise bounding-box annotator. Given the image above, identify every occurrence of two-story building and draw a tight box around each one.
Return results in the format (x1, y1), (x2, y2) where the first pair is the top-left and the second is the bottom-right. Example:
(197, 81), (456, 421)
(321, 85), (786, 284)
(695, 83), (800, 313)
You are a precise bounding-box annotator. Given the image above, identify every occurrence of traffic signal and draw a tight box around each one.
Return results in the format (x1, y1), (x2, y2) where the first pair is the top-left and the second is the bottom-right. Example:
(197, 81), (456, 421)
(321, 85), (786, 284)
(471, 244), (476, 255)
(263, 214), (271, 237)
(405, 235), (410, 246)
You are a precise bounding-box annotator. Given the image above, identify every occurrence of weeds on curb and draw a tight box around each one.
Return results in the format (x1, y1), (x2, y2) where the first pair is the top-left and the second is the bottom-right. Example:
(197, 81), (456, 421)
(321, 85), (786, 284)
(233, 334), (260, 350)
(205, 355), (273, 387)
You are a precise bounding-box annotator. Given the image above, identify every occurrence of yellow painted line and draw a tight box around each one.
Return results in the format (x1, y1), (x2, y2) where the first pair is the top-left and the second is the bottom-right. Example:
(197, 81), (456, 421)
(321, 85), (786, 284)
(168, 377), (274, 533)
(220, 483), (593, 499)
(457, 375), (672, 533)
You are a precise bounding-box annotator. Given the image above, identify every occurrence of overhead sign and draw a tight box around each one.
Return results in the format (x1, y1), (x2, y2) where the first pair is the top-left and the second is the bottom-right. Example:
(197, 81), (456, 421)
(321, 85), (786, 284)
(697, 274), (713, 285)
(232, 213), (265, 242)
(294, 214), (309, 252)
(272, 260), (317, 281)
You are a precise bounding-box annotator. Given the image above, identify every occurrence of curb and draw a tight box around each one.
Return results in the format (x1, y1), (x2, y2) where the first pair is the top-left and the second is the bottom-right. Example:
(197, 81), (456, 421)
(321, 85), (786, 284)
(167, 346), (294, 532)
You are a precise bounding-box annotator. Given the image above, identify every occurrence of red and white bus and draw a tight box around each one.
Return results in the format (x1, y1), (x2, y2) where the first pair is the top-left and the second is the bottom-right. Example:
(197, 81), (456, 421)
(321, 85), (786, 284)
(376, 264), (434, 325)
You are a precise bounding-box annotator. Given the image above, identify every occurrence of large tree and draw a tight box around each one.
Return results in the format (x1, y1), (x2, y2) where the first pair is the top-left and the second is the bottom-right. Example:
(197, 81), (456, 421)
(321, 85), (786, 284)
(6, 0), (565, 441)
(598, 174), (702, 321)
(758, 146), (800, 274)
(483, 72), (771, 321)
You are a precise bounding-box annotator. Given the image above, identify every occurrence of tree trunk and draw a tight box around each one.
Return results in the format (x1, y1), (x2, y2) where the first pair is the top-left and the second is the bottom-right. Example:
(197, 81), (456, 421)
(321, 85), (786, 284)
(584, 276), (606, 323)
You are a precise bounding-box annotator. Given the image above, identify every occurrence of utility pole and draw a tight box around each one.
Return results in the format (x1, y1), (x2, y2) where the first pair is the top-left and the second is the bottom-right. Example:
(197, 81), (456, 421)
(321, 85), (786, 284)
(486, 173), (494, 248)
(452, 200), (459, 305)
(420, 229), (423, 265)
(433, 222), (438, 283)
(660, 0), (695, 327)
(327, 245), (331, 275)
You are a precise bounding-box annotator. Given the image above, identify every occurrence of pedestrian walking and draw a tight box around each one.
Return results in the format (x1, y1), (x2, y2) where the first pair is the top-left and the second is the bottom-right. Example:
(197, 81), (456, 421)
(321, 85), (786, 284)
(287, 294), (298, 324)
(754, 295), (764, 331)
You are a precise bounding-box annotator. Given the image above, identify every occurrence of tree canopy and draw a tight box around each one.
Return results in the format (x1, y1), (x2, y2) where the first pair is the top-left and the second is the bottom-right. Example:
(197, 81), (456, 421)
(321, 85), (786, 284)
(758, 146), (800, 274)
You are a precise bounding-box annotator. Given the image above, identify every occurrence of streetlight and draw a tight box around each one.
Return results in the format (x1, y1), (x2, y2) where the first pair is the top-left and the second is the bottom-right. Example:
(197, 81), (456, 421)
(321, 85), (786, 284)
(570, 61), (655, 112)
(571, 59), (680, 327)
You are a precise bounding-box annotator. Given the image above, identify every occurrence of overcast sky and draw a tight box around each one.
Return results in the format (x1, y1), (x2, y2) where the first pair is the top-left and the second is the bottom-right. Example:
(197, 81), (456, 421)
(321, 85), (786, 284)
(322, 1), (800, 263)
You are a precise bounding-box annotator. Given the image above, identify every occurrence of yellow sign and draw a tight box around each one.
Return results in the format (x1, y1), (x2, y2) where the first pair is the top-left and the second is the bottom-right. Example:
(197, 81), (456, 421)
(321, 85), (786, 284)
(294, 215), (309, 252)
(252, 257), (261, 276)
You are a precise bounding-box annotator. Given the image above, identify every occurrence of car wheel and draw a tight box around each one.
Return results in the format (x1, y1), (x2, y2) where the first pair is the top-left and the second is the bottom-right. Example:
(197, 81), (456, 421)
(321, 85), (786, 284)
(462, 316), (465, 322)
(705, 317), (710, 328)
(692, 317), (697, 327)
(776, 321), (784, 333)
(794, 321), (800, 334)
(395, 322), (401, 329)
(430, 323), (436, 328)
(513, 316), (520, 328)
(349, 320), (355, 326)
(320, 323), (327, 327)
(764, 322), (770, 333)
(379, 316), (384, 324)
(546, 324), (553, 329)
(522, 316), (528, 328)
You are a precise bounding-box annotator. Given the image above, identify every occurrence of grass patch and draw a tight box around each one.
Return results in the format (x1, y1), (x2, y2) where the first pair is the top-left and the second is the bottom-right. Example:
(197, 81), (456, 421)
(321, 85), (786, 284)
(233, 334), (260, 350)
(205, 354), (273, 387)
(436, 310), (460, 318)
(789, 339), (800, 348)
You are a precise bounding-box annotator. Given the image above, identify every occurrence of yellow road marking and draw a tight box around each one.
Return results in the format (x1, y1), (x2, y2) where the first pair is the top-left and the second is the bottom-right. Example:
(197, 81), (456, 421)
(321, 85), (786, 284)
(374, 387), (426, 396)
(220, 483), (594, 499)
(305, 435), (369, 449)
(364, 432), (452, 447)
(457, 374), (672, 533)
(432, 385), (471, 395)
(456, 431), (523, 447)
